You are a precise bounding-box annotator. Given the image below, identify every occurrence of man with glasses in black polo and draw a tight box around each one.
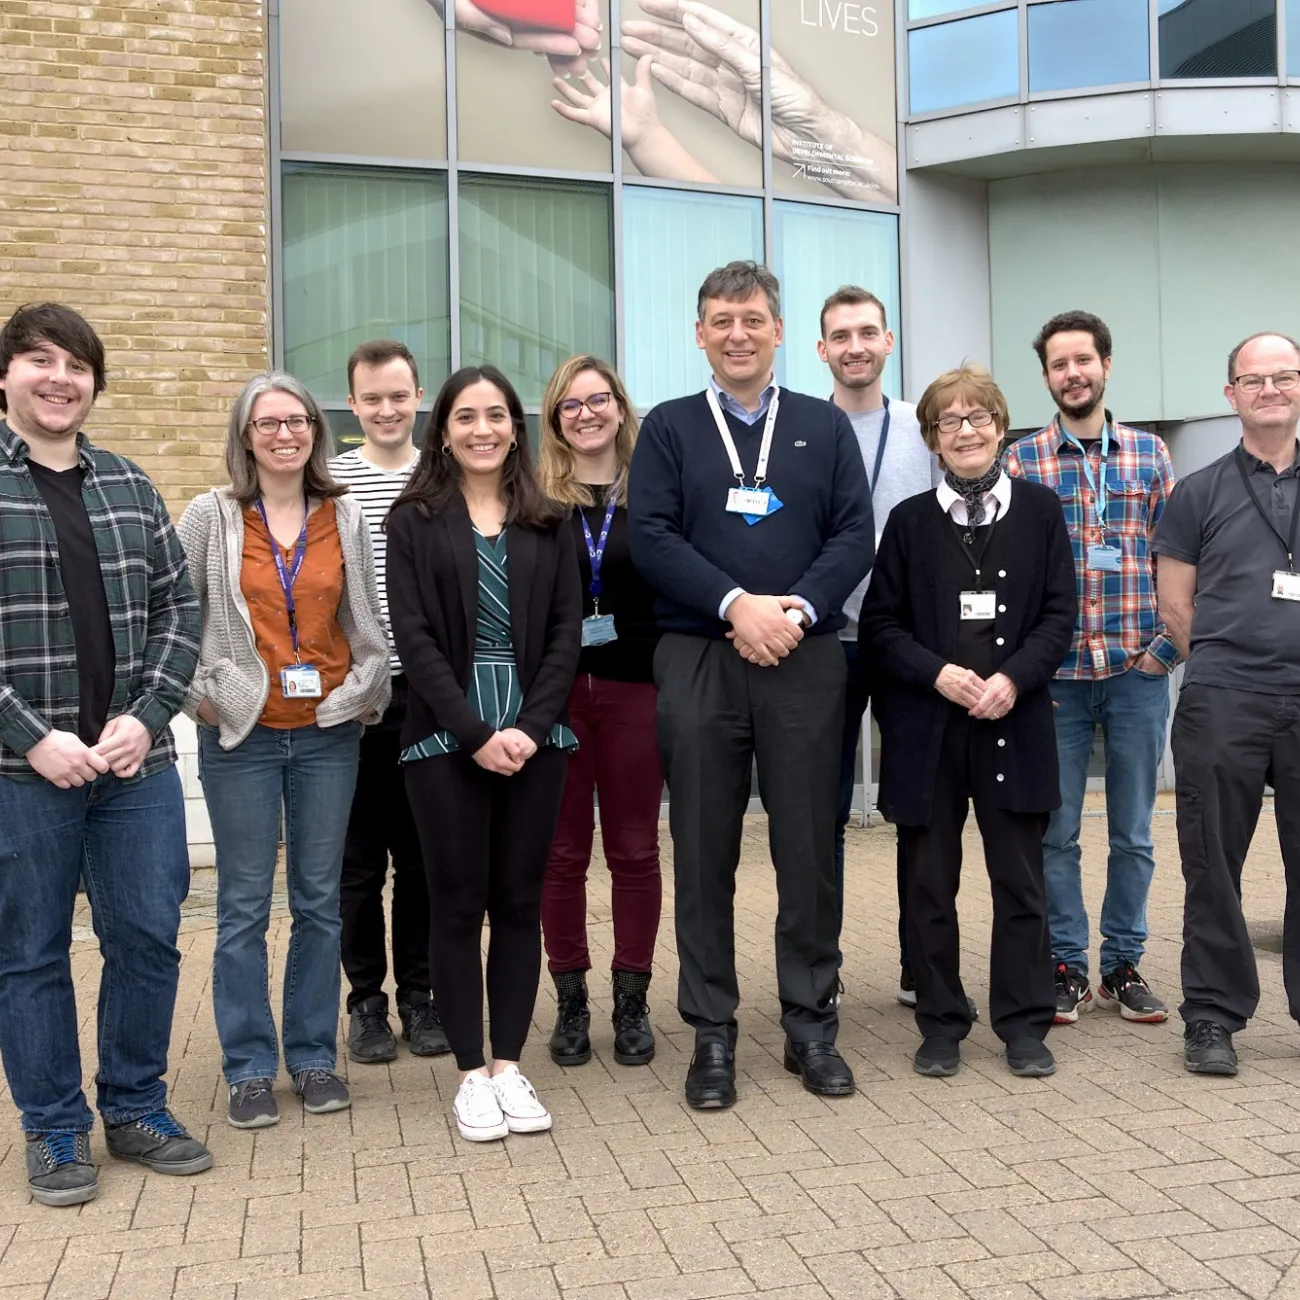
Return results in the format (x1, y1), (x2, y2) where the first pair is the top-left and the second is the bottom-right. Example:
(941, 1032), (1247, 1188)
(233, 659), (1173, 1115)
(1155, 332), (1300, 1077)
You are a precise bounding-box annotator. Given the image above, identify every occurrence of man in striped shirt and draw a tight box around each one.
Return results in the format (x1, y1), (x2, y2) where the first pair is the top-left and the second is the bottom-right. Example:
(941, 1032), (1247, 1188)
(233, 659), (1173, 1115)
(1005, 311), (1178, 1028)
(329, 340), (448, 1064)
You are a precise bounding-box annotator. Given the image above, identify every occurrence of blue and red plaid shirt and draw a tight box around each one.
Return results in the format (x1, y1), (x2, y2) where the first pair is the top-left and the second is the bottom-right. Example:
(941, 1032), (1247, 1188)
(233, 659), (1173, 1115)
(1005, 415), (1178, 680)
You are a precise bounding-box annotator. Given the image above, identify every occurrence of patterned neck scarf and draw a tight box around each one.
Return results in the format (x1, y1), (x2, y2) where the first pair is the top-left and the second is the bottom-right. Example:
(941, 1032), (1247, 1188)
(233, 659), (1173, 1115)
(944, 460), (1003, 534)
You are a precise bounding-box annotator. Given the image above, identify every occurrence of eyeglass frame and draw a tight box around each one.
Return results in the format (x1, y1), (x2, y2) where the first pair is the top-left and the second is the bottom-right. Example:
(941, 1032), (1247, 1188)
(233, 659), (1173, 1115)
(1231, 370), (1300, 394)
(931, 409), (998, 435)
(247, 414), (318, 436)
(556, 391), (616, 419)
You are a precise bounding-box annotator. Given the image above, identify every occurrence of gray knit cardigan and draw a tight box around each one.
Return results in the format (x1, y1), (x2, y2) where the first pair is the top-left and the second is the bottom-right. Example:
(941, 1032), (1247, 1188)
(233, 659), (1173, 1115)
(176, 487), (392, 750)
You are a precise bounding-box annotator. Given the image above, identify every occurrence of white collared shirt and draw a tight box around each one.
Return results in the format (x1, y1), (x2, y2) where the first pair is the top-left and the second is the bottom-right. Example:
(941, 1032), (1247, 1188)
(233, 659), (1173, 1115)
(936, 472), (1014, 527)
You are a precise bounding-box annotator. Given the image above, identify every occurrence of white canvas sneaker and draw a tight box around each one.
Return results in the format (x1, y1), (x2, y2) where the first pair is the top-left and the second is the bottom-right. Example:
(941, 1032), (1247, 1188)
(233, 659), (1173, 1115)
(453, 1073), (509, 1142)
(488, 1066), (553, 1134)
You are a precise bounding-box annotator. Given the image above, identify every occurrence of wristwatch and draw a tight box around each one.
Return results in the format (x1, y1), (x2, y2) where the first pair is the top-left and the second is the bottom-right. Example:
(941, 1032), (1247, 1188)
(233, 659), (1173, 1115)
(785, 607), (811, 629)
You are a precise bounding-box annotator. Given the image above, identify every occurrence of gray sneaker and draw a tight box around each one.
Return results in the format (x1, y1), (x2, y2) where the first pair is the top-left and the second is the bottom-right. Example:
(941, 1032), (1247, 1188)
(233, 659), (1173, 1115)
(292, 1069), (351, 1114)
(227, 1078), (279, 1129)
(105, 1109), (212, 1175)
(26, 1131), (98, 1206)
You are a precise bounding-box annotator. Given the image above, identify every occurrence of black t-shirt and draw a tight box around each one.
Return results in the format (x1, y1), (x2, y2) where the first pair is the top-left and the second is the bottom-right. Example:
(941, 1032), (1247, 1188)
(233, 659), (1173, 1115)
(28, 461), (116, 745)
(573, 484), (660, 682)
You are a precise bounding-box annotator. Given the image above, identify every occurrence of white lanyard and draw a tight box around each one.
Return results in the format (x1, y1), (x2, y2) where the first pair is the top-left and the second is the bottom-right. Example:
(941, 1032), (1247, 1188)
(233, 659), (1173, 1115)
(706, 386), (781, 488)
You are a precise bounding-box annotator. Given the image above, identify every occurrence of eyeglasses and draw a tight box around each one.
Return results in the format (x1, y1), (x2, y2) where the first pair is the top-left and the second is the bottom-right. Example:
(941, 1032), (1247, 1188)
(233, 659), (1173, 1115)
(1233, 370), (1300, 394)
(557, 391), (614, 419)
(933, 410), (996, 435)
(249, 415), (316, 436)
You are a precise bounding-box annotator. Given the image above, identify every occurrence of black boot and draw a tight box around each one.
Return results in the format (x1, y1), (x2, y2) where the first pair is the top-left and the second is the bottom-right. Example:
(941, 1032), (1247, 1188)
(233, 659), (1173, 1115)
(548, 970), (591, 1066)
(611, 970), (655, 1066)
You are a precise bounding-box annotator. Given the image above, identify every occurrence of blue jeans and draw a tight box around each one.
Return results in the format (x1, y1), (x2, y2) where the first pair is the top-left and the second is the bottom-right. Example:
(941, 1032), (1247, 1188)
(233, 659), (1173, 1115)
(1043, 667), (1171, 977)
(0, 766), (189, 1133)
(199, 722), (361, 1084)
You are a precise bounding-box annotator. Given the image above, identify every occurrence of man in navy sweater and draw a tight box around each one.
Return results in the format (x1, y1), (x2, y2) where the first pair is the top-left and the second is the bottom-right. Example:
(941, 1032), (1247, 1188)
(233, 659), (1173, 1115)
(628, 261), (874, 1109)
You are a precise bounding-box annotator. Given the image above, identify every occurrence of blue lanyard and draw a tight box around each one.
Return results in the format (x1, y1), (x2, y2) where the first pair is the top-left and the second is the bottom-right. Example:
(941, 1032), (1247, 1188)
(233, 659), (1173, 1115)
(1061, 420), (1111, 531)
(255, 498), (309, 660)
(580, 486), (619, 609)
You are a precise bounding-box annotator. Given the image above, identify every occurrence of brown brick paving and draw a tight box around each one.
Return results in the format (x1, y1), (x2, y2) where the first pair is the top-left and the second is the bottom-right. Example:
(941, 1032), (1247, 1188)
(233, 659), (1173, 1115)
(4, 796), (1299, 1298)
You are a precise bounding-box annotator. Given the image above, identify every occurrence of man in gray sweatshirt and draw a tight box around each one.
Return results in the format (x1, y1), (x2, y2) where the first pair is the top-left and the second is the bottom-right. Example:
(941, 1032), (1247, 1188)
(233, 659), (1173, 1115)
(820, 286), (941, 1008)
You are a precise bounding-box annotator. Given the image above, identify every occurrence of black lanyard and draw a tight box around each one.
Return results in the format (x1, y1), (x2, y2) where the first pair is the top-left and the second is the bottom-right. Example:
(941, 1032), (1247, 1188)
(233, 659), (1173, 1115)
(830, 395), (891, 497)
(954, 499), (1002, 589)
(1234, 446), (1300, 573)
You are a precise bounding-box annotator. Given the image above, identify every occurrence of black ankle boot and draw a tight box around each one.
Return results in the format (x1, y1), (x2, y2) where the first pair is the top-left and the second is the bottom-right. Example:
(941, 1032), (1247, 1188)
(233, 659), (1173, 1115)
(549, 970), (591, 1066)
(611, 970), (655, 1066)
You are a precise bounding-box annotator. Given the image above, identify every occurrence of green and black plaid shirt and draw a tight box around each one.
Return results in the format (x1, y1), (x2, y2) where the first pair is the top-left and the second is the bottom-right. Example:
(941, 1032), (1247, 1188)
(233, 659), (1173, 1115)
(0, 419), (200, 782)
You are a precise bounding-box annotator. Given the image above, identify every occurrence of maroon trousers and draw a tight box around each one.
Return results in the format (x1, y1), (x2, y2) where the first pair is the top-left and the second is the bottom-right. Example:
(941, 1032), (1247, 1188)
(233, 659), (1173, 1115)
(542, 675), (663, 974)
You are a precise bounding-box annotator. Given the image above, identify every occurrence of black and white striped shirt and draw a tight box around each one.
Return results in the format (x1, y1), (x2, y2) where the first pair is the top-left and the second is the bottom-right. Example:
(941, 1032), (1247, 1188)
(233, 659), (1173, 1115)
(328, 447), (418, 674)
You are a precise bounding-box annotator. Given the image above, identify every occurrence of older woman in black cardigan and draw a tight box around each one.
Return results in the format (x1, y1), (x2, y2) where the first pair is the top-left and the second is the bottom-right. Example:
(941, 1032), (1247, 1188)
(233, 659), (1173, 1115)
(860, 364), (1076, 1080)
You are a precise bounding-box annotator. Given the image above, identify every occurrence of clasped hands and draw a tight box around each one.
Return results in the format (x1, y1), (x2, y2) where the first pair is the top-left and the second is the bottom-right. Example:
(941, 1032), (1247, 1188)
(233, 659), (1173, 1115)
(26, 715), (154, 788)
(725, 593), (805, 668)
(472, 726), (539, 776)
(935, 665), (1018, 721)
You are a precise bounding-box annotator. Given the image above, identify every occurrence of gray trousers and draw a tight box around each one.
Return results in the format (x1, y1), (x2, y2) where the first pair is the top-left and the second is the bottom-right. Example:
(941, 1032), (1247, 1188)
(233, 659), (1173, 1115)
(1172, 683), (1300, 1031)
(654, 632), (845, 1046)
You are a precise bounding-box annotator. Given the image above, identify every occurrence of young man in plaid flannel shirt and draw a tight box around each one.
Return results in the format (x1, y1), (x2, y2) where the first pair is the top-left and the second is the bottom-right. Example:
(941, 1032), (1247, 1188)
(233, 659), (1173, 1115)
(0, 303), (208, 1207)
(1005, 311), (1177, 1027)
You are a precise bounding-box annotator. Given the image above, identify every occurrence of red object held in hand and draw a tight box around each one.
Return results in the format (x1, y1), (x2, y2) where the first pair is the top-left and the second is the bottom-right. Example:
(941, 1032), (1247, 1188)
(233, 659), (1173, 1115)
(473, 0), (576, 31)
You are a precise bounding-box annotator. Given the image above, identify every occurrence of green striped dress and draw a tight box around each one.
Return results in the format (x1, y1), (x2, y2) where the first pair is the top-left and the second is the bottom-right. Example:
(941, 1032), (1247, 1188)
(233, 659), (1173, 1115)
(401, 527), (578, 762)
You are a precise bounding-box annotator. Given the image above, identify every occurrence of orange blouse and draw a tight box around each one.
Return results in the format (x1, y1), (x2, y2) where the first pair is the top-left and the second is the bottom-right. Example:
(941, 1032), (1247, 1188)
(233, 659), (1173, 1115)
(241, 498), (351, 729)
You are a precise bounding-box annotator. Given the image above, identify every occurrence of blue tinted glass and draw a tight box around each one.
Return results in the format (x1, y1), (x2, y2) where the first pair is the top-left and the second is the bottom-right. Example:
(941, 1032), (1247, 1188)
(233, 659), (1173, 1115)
(1158, 0), (1276, 78)
(771, 203), (900, 400)
(908, 0), (986, 17)
(1289, 0), (1300, 74)
(909, 10), (1020, 114)
(1029, 0), (1151, 92)
(622, 188), (763, 409)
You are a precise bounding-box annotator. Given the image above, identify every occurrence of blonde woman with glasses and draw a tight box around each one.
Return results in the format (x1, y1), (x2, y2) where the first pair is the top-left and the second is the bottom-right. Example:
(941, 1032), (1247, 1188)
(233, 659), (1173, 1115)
(538, 356), (664, 1071)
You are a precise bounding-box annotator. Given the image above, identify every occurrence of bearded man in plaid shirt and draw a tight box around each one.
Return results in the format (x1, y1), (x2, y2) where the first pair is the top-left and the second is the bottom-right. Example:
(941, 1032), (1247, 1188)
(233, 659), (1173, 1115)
(1005, 311), (1177, 1027)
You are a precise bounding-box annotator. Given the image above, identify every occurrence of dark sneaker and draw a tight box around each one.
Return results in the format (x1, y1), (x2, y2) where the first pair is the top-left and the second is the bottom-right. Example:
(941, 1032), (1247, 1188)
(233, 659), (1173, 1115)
(105, 1110), (212, 1176)
(1006, 1037), (1056, 1077)
(913, 1037), (961, 1077)
(549, 970), (592, 1067)
(1184, 1020), (1238, 1076)
(25, 1132), (98, 1207)
(611, 970), (655, 1066)
(347, 995), (398, 1064)
(292, 1069), (351, 1114)
(898, 966), (917, 1007)
(1098, 964), (1168, 1023)
(1054, 963), (1092, 1024)
(399, 998), (451, 1057)
(227, 1078), (279, 1129)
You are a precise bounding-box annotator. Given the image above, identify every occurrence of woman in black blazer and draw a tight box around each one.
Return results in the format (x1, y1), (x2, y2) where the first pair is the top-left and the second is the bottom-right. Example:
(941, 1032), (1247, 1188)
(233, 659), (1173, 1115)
(861, 364), (1076, 1081)
(386, 365), (581, 1144)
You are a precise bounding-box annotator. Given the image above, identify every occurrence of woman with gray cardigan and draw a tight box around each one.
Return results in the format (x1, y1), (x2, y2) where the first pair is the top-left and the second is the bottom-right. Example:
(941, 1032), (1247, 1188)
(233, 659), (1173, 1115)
(177, 372), (390, 1131)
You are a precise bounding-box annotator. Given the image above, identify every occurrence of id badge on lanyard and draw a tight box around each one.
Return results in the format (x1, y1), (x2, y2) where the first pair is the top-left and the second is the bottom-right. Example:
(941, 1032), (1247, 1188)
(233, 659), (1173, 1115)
(1064, 423), (1122, 572)
(956, 499), (1001, 620)
(580, 486), (621, 645)
(1236, 448), (1300, 601)
(256, 499), (323, 700)
(708, 387), (785, 526)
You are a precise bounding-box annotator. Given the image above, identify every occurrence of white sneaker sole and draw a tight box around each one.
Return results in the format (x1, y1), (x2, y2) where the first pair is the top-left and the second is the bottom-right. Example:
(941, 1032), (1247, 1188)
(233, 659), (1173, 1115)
(897, 988), (917, 1007)
(1053, 990), (1092, 1025)
(501, 1111), (553, 1134)
(1096, 985), (1168, 1023)
(456, 1113), (509, 1142)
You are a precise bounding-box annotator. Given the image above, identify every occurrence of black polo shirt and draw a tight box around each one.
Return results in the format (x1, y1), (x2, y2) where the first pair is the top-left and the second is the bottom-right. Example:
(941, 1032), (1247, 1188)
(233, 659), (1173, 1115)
(1154, 439), (1300, 693)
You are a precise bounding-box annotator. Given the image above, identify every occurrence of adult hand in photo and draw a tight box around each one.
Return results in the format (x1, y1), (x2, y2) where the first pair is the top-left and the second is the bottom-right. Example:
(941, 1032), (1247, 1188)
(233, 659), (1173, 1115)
(621, 0), (898, 202)
(92, 714), (154, 779)
(726, 593), (802, 666)
(551, 57), (718, 181)
(430, 0), (602, 76)
(934, 664), (986, 710)
(726, 630), (775, 667)
(498, 727), (539, 765)
(196, 698), (220, 726)
(26, 728), (111, 789)
(472, 730), (525, 775)
(969, 672), (1018, 721)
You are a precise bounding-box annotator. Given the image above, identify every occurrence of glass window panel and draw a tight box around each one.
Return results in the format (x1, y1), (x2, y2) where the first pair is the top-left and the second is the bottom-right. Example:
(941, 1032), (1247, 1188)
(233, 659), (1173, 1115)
(1292, 0), (1300, 75)
(771, 202), (901, 400)
(772, 0), (897, 203)
(909, 0), (990, 19)
(620, 0), (762, 187)
(1029, 0), (1151, 92)
(908, 10), (1020, 115)
(456, 0), (612, 171)
(280, 0), (446, 159)
(1158, 0), (1277, 78)
(459, 176), (614, 407)
(282, 168), (451, 406)
(622, 187), (763, 409)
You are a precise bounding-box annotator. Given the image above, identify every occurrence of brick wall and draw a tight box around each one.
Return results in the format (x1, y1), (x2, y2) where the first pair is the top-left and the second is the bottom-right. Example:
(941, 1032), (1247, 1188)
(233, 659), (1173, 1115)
(0, 0), (269, 517)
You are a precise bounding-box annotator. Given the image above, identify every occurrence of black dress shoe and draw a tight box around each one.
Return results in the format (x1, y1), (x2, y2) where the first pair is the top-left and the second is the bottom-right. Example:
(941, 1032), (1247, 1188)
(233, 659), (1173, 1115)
(684, 1042), (736, 1109)
(913, 1037), (961, 1077)
(783, 1040), (855, 1096)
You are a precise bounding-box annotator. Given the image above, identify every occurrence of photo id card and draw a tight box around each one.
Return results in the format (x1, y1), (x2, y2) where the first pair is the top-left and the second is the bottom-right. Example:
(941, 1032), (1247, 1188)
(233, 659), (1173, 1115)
(1087, 544), (1123, 572)
(726, 486), (772, 517)
(581, 614), (618, 646)
(1273, 571), (1300, 602)
(280, 663), (322, 698)
(959, 591), (997, 621)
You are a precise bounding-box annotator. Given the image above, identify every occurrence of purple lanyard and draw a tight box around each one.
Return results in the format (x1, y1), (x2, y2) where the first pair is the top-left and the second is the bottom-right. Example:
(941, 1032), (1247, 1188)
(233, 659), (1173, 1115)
(255, 498), (309, 659)
(580, 489), (619, 605)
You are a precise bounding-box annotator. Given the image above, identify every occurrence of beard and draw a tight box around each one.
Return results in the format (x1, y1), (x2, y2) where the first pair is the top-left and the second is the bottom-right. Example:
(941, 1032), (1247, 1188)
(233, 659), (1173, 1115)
(831, 356), (883, 389)
(1056, 379), (1105, 421)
